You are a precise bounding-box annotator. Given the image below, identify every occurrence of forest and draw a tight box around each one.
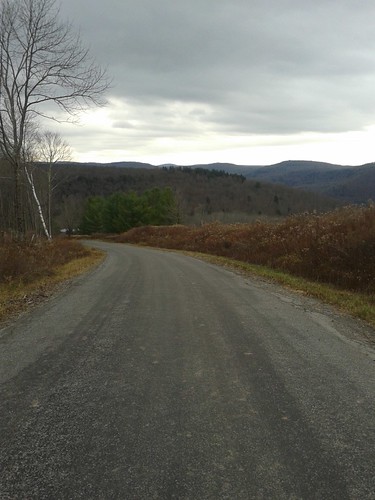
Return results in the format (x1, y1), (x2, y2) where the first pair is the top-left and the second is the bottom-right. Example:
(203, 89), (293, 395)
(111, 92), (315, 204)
(0, 161), (342, 236)
(3, 162), (344, 236)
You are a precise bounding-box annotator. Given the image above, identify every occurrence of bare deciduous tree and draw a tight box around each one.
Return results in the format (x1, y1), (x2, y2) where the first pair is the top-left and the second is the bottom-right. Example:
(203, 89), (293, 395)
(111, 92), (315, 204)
(21, 122), (52, 239)
(24, 160), (51, 239)
(36, 131), (72, 236)
(0, 0), (108, 237)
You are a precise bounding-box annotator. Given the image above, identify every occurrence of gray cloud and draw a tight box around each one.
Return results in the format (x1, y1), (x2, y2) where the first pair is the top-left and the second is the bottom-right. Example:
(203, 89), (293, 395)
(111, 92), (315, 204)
(55, 0), (375, 162)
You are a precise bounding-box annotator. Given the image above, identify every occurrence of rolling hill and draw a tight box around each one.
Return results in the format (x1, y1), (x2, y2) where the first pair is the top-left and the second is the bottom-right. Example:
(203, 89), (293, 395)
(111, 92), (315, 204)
(52, 163), (340, 227)
(62, 159), (374, 204)
(242, 161), (375, 204)
(183, 161), (374, 204)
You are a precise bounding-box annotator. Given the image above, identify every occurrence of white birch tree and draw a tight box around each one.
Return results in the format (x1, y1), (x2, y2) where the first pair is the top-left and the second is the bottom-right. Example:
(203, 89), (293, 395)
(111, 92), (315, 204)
(36, 131), (72, 237)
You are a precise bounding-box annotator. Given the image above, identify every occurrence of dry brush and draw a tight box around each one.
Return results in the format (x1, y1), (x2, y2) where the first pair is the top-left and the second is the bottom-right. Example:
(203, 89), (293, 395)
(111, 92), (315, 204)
(117, 205), (375, 295)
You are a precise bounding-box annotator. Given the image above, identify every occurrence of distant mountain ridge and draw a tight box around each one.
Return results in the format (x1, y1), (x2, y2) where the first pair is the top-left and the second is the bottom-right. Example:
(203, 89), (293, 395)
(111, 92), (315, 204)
(171, 160), (375, 204)
(60, 159), (374, 204)
(53, 162), (340, 225)
(182, 160), (374, 203)
(243, 160), (375, 204)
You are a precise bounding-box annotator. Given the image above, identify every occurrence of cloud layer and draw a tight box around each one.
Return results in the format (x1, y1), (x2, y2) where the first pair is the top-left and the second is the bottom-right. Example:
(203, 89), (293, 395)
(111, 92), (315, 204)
(55, 0), (375, 164)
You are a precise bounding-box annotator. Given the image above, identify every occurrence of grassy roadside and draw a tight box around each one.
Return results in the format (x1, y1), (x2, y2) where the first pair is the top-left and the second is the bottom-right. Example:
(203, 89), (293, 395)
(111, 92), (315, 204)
(0, 242), (104, 325)
(185, 251), (375, 330)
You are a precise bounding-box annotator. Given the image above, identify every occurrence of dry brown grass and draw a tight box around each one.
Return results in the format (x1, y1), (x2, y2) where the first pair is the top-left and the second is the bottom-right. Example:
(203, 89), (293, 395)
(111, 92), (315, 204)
(0, 237), (104, 323)
(0, 238), (91, 284)
(116, 205), (375, 296)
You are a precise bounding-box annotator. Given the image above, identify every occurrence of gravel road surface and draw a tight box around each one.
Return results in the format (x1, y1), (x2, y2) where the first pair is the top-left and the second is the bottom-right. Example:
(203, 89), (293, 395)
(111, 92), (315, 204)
(0, 242), (374, 499)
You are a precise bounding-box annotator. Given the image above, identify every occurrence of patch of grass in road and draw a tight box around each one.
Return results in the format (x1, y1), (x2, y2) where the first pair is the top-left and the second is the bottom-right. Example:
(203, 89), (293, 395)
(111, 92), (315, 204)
(0, 245), (104, 324)
(186, 252), (375, 330)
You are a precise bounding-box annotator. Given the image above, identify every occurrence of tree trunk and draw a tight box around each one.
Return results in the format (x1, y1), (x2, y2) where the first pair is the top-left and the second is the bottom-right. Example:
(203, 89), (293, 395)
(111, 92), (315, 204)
(14, 159), (25, 240)
(24, 164), (51, 240)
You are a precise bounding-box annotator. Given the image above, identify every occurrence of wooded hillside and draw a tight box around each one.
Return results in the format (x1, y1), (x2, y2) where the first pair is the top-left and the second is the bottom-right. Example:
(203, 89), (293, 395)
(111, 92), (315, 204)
(53, 164), (339, 228)
(0, 161), (342, 234)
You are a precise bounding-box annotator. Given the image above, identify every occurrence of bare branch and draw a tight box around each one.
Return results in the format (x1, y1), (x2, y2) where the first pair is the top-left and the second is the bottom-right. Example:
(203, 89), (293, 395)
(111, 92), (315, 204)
(0, 0), (109, 236)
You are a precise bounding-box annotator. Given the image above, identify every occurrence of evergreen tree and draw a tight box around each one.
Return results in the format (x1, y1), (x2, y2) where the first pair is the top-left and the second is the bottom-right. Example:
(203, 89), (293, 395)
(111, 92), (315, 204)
(80, 197), (105, 234)
(80, 188), (178, 234)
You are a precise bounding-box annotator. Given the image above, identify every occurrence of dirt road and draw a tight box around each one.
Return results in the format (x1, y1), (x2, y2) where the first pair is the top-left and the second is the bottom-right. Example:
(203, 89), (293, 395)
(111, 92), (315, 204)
(0, 242), (374, 498)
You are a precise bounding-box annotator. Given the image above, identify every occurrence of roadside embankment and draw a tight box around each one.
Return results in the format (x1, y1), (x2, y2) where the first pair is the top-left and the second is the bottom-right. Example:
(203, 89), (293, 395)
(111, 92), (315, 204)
(0, 237), (104, 324)
(114, 205), (375, 328)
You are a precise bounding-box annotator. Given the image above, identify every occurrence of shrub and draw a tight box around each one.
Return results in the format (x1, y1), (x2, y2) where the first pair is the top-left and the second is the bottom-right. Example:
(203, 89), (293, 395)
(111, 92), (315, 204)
(0, 238), (91, 285)
(117, 205), (375, 294)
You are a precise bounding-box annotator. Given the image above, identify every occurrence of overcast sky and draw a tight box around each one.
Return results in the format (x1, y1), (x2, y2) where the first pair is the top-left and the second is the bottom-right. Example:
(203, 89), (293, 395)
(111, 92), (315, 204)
(52, 0), (375, 166)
